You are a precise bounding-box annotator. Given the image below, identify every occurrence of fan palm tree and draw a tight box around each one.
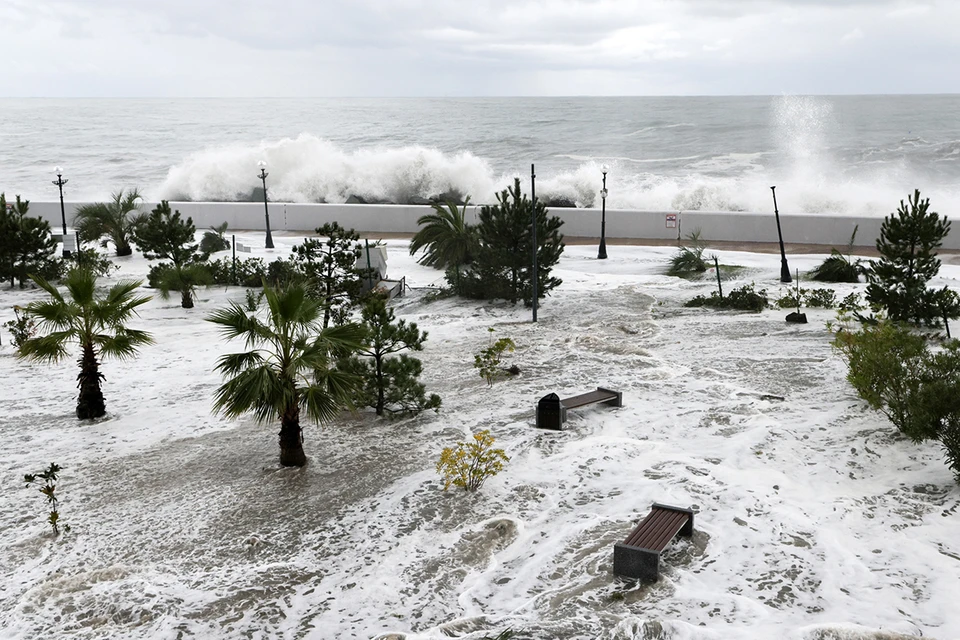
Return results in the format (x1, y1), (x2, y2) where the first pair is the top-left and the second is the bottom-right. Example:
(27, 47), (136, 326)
(19, 269), (154, 419)
(409, 198), (476, 293)
(74, 189), (145, 257)
(207, 281), (363, 467)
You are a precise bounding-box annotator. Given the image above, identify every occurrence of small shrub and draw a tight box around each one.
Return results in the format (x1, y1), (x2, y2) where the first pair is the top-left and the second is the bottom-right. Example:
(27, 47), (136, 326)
(726, 284), (768, 312)
(838, 292), (864, 313)
(207, 257), (268, 287)
(775, 290), (801, 310)
(200, 222), (230, 255)
(804, 288), (837, 309)
(266, 257), (300, 287)
(244, 289), (263, 312)
(688, 283), (768, 312)
(436, 429), (509, 491)
(474, 329), (517, 386)
(24, 463), (70, 536)
(4, 306), (36, 349)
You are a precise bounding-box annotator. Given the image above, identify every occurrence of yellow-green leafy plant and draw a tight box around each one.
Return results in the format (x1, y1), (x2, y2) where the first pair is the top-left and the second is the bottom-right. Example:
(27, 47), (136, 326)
(474, 328), (517, 385)
(436, 430), (509, 491)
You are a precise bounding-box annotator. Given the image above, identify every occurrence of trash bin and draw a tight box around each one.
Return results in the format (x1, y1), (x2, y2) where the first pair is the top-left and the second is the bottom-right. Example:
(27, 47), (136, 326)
(536, 393), (563, 430)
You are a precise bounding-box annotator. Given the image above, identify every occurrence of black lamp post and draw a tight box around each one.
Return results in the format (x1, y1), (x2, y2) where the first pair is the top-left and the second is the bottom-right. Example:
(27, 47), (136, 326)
(770, 186), (791, 283)
(52, 166), (70, 257)
(257, 160), (275, 249)
(598, 165), (608, 259)
(531, 163), (538, 323)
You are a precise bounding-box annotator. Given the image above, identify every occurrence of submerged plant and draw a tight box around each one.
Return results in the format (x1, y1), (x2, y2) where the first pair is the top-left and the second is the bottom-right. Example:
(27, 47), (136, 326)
(436, 429), (509, 491)
(24, 463), (70, 536)
(4, 306), (36, 349)
(686, 283), (768, 313)
(809, 226), (865, 283)
(667, 229), (709, 276)
(474, 329), (517, 386)
(200, 222), (231, 255)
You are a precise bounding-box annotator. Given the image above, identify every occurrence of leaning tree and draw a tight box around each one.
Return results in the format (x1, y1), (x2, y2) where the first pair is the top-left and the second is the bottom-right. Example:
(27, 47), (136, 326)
(19, 269), (154, 419)
(207, 281), (363, 466)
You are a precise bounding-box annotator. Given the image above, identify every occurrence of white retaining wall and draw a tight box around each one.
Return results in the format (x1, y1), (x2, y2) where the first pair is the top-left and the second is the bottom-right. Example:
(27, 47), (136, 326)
(25, 201), (950, 250)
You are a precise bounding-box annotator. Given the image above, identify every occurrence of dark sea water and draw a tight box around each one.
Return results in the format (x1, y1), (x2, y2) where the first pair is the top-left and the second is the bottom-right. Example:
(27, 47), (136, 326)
(1, 95), (959, 214)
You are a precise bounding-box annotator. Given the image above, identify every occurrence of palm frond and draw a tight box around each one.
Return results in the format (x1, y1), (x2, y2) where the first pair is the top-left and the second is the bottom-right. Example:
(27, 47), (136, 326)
(25, 299), (75, 331)
(95, 329), (155, 360)
(214, 351), (268, 377)
(206, 302), (271, 347)
(18, 332), (73, 362)
(212, 366), (286, 422)
(301, 377), (353, 423)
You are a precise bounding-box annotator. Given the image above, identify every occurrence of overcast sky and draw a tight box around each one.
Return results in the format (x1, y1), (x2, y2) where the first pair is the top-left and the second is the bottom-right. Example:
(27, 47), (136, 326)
(2, 0), (958, 97)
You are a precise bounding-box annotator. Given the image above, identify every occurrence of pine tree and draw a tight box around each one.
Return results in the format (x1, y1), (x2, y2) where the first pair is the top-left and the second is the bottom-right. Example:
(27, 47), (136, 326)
(291, 222), (370, 327)
(462, 178), (564, 305)
(0, 195), (57, 289)
(132, 201), (211, 308)
(339, 295), (441, 418)
(866, 190), (952, 325)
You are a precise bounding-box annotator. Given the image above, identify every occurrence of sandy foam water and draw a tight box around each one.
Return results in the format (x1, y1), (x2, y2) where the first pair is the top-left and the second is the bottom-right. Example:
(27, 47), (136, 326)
(0, 239), (958, 639)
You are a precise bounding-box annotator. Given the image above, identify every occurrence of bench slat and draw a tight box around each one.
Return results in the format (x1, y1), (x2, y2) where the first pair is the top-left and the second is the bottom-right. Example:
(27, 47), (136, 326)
(562, 389), (618, 409)
(624, 509), (668, 547)
(623, 508), (689, 551)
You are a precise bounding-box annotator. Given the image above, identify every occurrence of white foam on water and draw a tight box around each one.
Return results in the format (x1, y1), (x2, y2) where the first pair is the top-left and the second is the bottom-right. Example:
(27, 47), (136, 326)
(1, 239), (958, 639)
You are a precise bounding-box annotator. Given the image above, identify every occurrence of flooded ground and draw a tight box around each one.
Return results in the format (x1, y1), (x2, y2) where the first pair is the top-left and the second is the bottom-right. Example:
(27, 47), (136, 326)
(0, 238), (957, 639)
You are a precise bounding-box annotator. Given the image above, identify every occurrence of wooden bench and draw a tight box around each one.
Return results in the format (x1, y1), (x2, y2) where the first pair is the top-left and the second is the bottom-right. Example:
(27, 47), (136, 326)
(613, 503), (695, 582)
(535, 387), (622, 430)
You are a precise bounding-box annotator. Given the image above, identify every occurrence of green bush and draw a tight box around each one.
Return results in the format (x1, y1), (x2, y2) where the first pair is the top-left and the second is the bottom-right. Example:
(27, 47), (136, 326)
(804, 288), (837, 309)
(775, 287), (838, 310)
(206, 257), (268, 287)
(4, 306), (36, 349)
(832, 315), (960, 481)
(774, 291), (801, 310)
(687, 284), (768, 313)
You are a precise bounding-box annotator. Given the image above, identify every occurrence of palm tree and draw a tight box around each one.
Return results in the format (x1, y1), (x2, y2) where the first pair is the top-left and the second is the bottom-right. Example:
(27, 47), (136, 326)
(19, 269), (154, 419)
(409, 198), (476, 293)
(74, 189), (145, 257)
(207, 281), (363, 467)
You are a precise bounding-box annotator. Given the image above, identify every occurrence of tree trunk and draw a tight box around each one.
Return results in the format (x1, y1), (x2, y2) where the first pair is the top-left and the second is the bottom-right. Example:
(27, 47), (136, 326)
(278, 406), (306, 467)
(180, 289), (194, 309)
(374, 353), (385, 416)
(116, 243), (133, 257)
(76, 343), (106, 419)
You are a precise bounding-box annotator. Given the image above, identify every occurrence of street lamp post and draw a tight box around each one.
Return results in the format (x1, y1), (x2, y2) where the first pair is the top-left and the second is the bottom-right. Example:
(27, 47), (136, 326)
(257, 160), (275, 249)
(598, 165), (608, 259)
(770, 186), (791, 283)
(52, 167), (70, 257)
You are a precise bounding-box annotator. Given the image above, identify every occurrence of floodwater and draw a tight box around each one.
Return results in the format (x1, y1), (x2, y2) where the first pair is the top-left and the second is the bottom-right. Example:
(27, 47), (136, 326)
(0, 238), (957, 639)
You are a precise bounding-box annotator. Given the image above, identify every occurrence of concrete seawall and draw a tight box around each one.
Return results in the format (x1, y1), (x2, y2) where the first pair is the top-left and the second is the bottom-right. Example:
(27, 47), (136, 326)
(25, 201), (945, 251)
